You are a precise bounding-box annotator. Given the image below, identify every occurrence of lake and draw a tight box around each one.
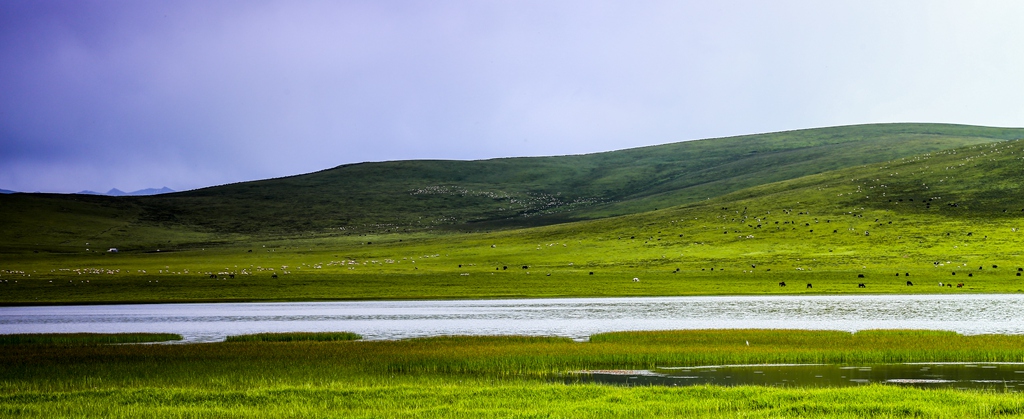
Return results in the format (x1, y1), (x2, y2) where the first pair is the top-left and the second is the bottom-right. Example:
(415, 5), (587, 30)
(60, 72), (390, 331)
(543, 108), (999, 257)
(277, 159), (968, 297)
(2, 294), (1024, 343)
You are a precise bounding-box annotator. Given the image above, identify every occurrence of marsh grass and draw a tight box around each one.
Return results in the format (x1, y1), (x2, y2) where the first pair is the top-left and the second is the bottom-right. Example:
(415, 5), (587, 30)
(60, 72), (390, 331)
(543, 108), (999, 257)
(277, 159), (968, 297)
(0, 333), (181, 345)
(225, 332), (361, 342)
(3, 330), (1024, 417)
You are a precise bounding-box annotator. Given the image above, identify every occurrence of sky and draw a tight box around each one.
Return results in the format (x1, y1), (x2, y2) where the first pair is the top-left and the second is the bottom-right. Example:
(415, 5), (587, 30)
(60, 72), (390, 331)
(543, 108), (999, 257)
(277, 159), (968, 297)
(2, 1), (1024, 193)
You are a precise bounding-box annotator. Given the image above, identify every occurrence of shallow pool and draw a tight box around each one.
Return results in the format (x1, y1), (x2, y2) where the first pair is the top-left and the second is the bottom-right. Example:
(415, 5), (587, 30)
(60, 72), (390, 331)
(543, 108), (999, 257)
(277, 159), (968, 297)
(575, 363), (1024, 391)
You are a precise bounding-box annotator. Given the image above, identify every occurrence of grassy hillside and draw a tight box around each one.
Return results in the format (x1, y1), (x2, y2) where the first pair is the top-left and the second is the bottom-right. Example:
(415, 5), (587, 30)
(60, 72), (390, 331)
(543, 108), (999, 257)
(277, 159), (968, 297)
(142, 123), (1024, 233)
(4, 135), (1024, 304)
(2, 124), (1021, 253)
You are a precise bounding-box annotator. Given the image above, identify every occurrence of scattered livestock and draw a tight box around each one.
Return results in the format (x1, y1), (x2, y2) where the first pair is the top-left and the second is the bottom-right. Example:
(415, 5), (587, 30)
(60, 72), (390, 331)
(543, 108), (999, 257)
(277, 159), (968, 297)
(806, 283), (812, 289)
(906, 281), (913, 286)
(858, 283), (866, 288)
(632, 277), (640, 282)
(779, 281), (787, 287)
(857, 274), (865, 278)
(271, 273), (278, 278)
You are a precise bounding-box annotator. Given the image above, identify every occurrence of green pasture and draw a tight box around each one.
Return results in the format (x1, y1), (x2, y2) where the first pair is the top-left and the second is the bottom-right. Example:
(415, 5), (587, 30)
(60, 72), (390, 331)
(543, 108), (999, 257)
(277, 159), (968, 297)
(5, 174), (1024, 303)
(3, 330), (1024, 417)
(4, 129), (1024, 304)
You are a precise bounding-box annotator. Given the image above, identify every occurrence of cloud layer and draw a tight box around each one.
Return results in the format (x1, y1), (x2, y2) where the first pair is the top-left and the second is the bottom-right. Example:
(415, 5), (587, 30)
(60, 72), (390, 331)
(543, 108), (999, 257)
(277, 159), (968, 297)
(2, 1), (1023, 193)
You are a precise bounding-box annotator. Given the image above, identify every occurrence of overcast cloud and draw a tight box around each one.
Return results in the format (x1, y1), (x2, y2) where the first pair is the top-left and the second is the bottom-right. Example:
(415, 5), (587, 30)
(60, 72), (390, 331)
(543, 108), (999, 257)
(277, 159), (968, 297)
(2, 0), (1023, 193)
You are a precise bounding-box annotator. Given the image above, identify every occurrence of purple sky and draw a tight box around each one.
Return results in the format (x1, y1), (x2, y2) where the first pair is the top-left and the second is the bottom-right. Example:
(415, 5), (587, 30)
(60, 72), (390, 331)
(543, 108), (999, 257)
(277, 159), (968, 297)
(2, 1), (1024, 193)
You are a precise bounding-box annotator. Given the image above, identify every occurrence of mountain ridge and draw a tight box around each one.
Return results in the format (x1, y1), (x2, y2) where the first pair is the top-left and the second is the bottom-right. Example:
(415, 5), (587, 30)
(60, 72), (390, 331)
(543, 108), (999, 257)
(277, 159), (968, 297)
(76, 187), (175, 196)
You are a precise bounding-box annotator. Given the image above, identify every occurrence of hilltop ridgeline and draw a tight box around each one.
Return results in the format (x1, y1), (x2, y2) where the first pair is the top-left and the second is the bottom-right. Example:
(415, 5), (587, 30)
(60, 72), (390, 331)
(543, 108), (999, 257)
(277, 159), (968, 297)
(1, 123), (1023, 244)
(109, 123), (1024, 232)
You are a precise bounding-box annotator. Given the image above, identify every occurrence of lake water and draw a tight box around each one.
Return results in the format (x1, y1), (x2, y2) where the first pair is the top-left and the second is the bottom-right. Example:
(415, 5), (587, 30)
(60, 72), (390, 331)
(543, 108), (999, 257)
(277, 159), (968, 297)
(2, 294), (1024, 343)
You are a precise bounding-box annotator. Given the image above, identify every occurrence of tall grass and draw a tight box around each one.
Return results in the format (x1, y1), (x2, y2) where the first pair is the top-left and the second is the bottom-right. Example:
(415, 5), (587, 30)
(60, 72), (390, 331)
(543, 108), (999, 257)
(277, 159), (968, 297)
(225, 332), (361, 342)
(0, 333), (181, 345)
(3, 330), (1024, 417)
(4, 330), (1024, 390)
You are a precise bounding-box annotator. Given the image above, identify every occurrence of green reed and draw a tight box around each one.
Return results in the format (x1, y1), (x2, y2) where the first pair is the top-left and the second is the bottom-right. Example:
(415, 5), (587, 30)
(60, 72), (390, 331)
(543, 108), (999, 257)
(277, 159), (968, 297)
(0, 333), (182, 345)
(224, 332), (362, 342)
(3, 330), (1024, 417)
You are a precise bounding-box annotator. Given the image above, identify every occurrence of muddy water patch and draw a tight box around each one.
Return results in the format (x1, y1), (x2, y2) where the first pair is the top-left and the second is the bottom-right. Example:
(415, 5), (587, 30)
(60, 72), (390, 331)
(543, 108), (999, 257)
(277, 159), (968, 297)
(575, 363), (1024, 391)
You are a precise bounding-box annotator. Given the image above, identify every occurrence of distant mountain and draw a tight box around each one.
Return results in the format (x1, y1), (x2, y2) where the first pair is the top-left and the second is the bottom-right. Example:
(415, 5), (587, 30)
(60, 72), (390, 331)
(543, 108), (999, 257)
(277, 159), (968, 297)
(0, 188), (15, 194)
(76, 187), (175, 196)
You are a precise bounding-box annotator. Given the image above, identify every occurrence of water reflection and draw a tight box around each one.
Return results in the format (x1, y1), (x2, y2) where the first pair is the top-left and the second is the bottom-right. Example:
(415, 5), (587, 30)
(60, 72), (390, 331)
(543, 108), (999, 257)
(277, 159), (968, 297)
(575, 363), (1024, 391)
(2, 294), (1024, 342)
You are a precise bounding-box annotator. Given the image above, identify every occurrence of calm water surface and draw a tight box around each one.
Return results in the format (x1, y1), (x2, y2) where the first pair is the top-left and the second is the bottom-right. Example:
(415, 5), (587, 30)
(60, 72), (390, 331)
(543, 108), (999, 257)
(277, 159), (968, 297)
(2, 294), (1024, 343)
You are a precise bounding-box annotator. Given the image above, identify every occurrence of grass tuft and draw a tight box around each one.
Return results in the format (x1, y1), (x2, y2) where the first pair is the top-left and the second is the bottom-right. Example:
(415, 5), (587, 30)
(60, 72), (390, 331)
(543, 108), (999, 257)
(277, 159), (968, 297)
(0, 333), (181, 345)
(224, 332), (361, 342)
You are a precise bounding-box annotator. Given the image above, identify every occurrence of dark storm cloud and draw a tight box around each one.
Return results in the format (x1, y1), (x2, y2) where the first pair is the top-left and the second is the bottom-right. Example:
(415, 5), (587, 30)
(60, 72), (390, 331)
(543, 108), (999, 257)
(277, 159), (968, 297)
(1, 1), (1023, 193)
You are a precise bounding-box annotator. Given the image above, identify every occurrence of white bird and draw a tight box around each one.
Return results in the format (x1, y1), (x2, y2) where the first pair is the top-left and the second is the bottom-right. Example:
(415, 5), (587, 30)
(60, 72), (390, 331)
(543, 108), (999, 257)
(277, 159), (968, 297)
(746, 340), (750, 346)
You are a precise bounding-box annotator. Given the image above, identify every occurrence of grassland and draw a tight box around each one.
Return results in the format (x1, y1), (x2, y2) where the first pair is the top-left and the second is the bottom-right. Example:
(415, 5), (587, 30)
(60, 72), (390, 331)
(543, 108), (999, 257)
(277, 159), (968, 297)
(5, 126), (1024, 416)
(3, 330), (1024, 418)
(5, 130), (1024, 304)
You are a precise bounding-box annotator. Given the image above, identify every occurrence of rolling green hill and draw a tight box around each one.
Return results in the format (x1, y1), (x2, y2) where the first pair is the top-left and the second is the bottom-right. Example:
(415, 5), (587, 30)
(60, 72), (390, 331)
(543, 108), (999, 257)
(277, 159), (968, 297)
(4, 124), (1024, 304)
(142, 123), (1024, 233)
(2, 123), (1021, 254)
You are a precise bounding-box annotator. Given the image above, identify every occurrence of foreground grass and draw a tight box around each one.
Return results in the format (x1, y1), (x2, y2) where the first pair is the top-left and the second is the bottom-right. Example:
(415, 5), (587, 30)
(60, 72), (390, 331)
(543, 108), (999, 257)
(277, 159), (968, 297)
(6, 384), (1024, 418)
(2, 330), (1024, 417)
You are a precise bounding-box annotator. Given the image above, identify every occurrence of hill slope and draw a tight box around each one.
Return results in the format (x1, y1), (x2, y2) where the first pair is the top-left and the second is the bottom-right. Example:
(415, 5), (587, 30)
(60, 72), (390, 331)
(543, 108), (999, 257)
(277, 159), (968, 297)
(4, 136), (1024, 303)
(1, 123), (1022, 251)
(160, 123), (1023, 233)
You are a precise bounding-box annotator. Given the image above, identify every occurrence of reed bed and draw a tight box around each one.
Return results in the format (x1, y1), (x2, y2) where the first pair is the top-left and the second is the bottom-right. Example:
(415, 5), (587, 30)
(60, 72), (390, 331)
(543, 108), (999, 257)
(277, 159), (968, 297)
(3, 330), (1024, 417)
(224, 332), (362, 342)
(0, 333), (182, 345)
